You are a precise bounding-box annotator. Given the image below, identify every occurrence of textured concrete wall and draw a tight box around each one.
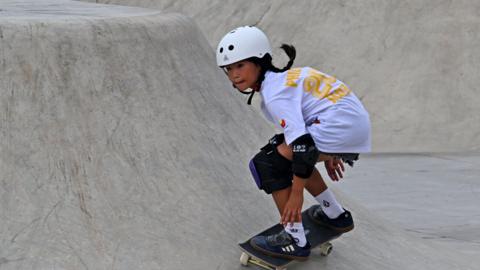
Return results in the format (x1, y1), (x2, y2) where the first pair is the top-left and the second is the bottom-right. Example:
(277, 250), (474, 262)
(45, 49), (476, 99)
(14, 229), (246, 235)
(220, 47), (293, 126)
(0, 1), (272, 269)
(95, 0), (480, 153)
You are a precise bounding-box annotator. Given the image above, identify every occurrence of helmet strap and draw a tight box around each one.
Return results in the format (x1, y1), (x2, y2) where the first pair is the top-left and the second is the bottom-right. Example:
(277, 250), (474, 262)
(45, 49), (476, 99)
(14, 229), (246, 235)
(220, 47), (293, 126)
(247, 91), (255, 105)
(232, 82), (260, 105)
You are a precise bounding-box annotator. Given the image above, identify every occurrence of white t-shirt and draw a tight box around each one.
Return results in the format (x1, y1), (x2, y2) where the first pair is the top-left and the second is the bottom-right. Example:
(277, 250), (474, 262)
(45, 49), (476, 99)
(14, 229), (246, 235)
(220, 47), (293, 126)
(259, 67), (371, 153)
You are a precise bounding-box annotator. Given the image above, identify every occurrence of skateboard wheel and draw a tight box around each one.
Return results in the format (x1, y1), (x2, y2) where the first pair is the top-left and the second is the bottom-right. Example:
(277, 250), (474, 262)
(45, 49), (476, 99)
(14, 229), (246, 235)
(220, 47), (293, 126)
(319, 242), (333, 256)
(240, 252), (250, 266)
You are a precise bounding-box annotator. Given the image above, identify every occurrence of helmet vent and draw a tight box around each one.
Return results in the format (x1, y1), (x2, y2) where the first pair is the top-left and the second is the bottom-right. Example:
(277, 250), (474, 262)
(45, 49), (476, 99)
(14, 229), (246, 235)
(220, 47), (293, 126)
(216, 26), (272, 67)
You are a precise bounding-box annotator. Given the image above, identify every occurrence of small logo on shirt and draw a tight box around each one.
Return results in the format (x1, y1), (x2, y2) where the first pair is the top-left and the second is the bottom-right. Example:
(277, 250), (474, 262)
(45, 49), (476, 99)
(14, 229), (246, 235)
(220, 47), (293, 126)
(280, 119), (286, 128)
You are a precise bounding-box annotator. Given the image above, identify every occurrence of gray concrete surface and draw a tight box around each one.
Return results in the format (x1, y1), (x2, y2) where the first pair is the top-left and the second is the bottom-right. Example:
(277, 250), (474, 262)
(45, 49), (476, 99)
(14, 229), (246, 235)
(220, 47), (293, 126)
(0, 1), (479, 270)
(95, 0), (480, 153)
(0, 0), (159, 19)
(336, 153), (480, 258)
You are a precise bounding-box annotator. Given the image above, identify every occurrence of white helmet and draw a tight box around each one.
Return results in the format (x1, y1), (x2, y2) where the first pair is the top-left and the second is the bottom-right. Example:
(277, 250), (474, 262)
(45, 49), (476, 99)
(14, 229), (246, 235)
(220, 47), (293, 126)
(216, 26), (272, 67)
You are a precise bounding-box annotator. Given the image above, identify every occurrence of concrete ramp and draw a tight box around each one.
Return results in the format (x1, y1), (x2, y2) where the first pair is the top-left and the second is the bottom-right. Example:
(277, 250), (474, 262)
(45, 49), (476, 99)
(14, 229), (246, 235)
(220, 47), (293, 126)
(0, 1), (475, 270)
(95, 0), (480, 153)
(0, 1), (271, 269)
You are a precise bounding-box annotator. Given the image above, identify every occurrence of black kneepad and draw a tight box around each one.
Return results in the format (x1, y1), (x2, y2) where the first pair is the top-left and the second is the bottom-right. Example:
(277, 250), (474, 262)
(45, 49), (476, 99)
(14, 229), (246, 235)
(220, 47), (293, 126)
(292, 134), (320, 179)
(249, 134), (293, 194)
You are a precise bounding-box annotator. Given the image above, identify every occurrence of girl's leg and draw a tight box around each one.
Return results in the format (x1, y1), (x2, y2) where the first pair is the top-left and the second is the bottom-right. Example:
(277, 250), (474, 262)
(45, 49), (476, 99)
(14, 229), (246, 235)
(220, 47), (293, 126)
(305, 167), (345, 218)
(276, 142), (329, 197)
(272, 187), (291, 215)
(271, 143), (307, 247)
(276, 142), (344, 218)
(304, 167), (327, 197)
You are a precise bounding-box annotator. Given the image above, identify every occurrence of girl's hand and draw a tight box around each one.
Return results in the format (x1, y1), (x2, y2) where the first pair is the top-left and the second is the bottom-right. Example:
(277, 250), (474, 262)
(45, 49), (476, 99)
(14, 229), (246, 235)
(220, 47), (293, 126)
(281, 191), (303, 226)
(324, 158), (345, 181)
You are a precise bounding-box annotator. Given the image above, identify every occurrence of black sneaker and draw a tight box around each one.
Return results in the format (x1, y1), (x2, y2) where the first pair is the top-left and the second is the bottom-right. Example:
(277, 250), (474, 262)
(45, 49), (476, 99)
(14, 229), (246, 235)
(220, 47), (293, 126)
(308, 205), (354, 233)
(250, 230), (311, 261)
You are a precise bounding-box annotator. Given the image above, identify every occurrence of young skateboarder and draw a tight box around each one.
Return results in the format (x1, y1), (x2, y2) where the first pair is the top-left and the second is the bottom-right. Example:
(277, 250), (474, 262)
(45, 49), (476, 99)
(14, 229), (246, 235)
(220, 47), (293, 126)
(216, 26), (371, 260)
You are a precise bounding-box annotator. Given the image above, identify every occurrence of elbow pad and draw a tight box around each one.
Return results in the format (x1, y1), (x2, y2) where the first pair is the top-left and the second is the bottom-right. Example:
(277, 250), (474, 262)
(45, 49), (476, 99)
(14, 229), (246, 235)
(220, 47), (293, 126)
(292, 134), (320, 179)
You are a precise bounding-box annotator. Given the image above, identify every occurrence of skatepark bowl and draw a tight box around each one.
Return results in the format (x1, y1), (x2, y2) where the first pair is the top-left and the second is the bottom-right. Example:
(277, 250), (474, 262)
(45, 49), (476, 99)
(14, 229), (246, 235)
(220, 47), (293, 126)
(0, 1), (478, 269)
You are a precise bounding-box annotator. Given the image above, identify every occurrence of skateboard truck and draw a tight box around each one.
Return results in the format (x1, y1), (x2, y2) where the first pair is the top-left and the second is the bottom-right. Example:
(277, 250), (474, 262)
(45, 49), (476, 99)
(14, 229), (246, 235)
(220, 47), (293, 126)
(239, 242), (333, 270)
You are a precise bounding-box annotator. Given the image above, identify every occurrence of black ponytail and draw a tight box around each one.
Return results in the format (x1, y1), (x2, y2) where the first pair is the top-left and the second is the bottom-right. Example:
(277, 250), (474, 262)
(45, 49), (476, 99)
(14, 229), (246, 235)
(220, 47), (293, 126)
(243, 44), (297, 105)
(269, 44), (296, 73)
(248, 44), (297, 83)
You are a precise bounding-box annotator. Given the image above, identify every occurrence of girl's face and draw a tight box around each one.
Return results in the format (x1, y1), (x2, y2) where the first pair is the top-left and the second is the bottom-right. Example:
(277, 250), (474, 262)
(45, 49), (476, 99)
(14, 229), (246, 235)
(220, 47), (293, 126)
(224, 60), (261, 92)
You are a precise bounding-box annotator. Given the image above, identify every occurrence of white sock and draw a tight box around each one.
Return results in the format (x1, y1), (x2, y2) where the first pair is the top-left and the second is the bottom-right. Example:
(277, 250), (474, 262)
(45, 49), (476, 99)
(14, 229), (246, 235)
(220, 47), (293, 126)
(284, 222), (307, 247)
(315, 189), (345, 219)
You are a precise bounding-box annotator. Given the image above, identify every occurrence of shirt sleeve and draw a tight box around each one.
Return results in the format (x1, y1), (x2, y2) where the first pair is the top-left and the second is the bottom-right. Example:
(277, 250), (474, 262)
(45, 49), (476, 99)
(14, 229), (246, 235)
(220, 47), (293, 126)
(265, 94), (307, 145)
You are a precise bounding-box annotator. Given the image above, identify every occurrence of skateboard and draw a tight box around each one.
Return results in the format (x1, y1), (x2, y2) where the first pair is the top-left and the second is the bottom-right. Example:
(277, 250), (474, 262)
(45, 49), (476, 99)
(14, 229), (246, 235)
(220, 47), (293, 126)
(238, 205), (342, 270)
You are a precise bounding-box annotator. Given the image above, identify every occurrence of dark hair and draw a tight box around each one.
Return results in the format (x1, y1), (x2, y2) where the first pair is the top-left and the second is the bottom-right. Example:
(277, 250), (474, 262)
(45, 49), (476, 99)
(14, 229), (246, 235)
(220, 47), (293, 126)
(249, 44), (296, 83)
(242, 44), (296, 104)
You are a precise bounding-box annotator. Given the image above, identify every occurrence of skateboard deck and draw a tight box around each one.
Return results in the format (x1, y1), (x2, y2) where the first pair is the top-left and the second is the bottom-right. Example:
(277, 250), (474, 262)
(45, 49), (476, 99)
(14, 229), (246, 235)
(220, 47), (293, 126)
(238, 205), (342, 270)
